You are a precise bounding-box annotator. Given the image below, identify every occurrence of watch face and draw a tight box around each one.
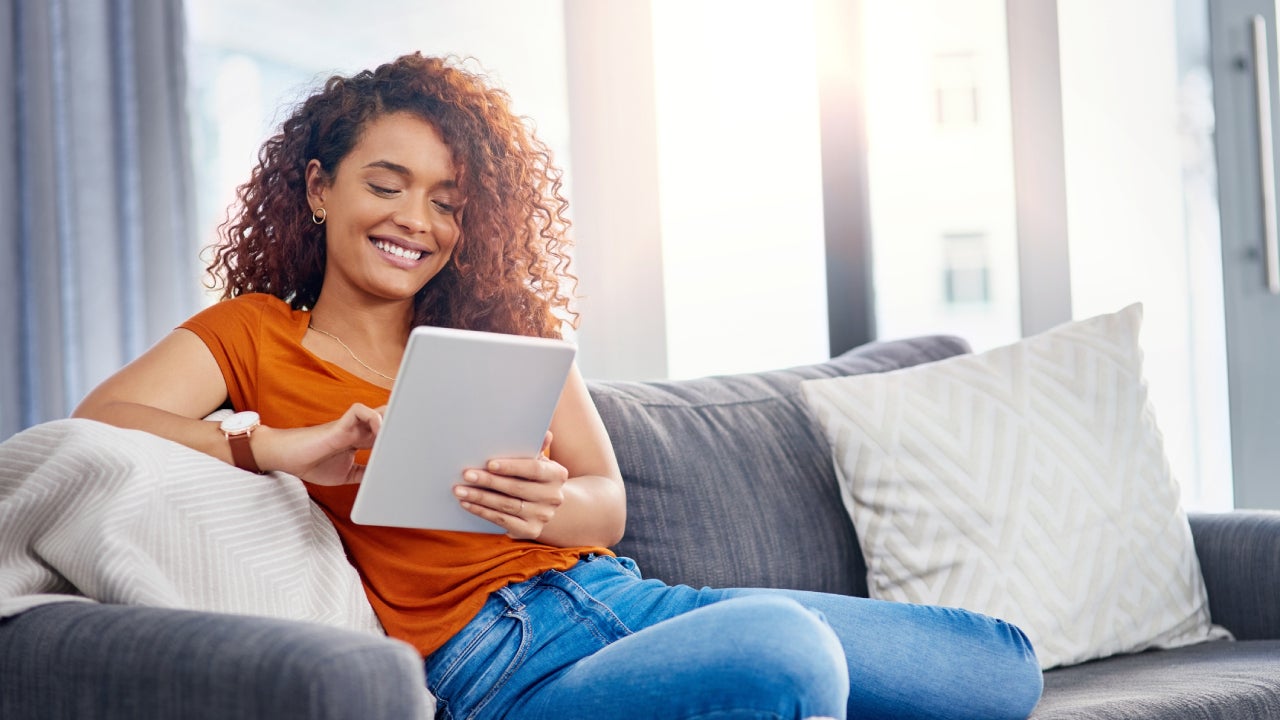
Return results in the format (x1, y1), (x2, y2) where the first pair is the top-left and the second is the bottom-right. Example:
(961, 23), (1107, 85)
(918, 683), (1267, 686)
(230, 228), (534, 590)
(221, 411), (261, 434)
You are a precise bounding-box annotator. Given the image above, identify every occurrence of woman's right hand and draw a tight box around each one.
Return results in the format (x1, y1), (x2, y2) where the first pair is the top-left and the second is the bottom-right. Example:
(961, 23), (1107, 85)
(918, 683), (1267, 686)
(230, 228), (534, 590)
(258, 403), (385, 486)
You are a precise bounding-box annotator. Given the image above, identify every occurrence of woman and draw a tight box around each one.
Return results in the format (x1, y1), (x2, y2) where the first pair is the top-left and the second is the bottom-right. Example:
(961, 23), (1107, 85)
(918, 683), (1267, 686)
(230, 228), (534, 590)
(75, 53), (1042, 719)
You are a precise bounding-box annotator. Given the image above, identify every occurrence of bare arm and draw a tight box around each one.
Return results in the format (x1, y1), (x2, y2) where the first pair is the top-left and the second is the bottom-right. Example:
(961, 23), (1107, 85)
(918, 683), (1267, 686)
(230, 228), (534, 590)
(73, 328), (383, 486)
(73, 329), (243, 461)
(455, 364), (626, 548)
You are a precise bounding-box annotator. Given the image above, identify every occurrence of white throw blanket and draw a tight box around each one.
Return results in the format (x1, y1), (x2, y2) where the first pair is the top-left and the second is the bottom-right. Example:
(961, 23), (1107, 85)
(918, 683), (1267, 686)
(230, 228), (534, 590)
(0, 418), (382, 634)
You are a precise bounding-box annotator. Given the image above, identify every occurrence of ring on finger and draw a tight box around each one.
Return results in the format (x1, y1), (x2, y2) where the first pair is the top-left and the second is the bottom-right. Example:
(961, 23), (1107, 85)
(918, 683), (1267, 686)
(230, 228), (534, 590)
(517, 499), (525, 515)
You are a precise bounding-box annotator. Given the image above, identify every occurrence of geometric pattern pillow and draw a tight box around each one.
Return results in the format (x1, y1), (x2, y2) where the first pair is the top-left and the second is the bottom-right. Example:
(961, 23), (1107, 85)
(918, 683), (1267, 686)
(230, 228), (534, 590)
(800, 304), (1230, 669)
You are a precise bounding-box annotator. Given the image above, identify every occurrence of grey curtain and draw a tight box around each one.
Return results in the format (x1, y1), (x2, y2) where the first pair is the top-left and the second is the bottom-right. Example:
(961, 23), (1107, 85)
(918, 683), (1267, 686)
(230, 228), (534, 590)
(0, 0), (198, 440)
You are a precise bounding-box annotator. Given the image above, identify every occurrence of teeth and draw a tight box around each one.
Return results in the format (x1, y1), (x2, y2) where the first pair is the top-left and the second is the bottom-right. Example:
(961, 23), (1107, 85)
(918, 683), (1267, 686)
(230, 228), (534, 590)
(373, 239), (424, 260)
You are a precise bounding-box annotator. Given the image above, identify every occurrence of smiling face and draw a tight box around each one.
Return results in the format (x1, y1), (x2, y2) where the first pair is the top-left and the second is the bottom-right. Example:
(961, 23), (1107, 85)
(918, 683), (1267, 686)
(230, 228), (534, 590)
(305, 112), (463, 306)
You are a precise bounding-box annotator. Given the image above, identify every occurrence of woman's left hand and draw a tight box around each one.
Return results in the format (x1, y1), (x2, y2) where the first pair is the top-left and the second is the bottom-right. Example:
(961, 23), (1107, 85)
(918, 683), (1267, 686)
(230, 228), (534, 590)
(454, 432), (568, 540)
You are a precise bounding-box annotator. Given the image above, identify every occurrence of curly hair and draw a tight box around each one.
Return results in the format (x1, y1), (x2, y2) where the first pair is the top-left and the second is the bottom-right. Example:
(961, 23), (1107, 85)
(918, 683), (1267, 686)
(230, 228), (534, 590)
(205, 52), (576, 338)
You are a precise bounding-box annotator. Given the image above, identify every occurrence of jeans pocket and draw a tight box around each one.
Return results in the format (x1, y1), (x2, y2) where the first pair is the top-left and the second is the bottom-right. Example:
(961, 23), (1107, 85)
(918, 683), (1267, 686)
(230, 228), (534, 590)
(583, 553), (643, 580)
(428, 608), (530, 720)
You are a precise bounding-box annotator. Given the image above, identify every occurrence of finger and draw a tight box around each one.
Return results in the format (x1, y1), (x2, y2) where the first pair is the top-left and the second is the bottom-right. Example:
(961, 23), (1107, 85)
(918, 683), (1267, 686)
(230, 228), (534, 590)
(455, 486), (556, 533)
(339, 404), (383, 447)
(540, 431), (553, 458)
(482, 457), (562, 484)
(457, 497), (537, 540)
(453, 484), (528, 515)
(345, 463), (367, 486)
(350, 403), (384, 431)
(463, 471), (562, 511)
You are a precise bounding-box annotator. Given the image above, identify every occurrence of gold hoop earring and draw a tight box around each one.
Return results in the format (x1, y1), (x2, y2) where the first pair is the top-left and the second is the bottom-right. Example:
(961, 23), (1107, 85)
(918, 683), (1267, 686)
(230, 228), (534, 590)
(312, 207), (327, 225)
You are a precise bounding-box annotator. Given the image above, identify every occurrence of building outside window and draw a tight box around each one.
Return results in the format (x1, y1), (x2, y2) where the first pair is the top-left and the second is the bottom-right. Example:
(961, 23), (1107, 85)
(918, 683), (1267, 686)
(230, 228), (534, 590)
(942, 232), (992, 305)
(934, 52), (981, 126)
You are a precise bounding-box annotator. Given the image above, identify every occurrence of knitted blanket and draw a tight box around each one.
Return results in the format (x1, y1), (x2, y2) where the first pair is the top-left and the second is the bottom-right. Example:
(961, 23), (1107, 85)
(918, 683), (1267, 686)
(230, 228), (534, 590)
(0, 418), (381, 635)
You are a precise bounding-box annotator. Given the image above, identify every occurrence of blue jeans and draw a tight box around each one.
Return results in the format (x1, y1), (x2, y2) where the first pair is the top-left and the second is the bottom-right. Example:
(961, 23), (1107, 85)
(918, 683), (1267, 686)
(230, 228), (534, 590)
(425, 555), (1042, 720)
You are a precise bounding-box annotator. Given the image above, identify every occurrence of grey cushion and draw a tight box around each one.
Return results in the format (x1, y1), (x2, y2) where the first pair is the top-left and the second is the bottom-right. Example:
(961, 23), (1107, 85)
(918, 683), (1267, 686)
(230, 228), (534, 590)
(0, 601), (431, 720)
(588, 335), (970, 596)
(1033, 640), (1280, 719)
(1189, 511), (1280, 640)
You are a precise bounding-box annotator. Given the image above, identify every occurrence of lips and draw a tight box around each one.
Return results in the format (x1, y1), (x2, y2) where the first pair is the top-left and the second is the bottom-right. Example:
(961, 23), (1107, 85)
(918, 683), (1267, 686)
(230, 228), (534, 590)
(370, 237), (427, 262)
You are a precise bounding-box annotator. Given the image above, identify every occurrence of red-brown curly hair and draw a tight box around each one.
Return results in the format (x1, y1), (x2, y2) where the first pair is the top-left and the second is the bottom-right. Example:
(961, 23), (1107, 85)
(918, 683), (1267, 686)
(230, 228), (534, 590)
(205, 52), (576, 338)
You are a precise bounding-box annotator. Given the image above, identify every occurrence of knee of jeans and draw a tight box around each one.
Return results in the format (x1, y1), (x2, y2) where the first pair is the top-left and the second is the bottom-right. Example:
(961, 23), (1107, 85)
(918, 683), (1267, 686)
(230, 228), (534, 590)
(973, 619), (1044, 720)
(715, 596), (850, 711)
(1004, 621), (1045, 717)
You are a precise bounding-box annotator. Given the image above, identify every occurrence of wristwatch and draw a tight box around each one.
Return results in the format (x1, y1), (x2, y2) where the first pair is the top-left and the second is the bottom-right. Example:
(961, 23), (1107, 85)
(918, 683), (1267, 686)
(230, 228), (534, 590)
(220, 411), (262, 474)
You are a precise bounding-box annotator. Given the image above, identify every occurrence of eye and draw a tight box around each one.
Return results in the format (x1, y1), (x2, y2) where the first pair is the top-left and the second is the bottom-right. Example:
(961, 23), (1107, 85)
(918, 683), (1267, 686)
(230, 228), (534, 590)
(432, 199), (458, 214)
(368, 183), (400, 197)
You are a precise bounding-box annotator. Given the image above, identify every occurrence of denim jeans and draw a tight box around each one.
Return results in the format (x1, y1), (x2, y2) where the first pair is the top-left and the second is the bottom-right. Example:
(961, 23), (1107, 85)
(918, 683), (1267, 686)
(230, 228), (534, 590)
(425, 555), (1043, 720)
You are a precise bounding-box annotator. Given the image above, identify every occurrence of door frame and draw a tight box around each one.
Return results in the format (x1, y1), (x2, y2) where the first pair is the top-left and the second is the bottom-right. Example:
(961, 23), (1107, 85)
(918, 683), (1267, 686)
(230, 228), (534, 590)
(1209, 0), (1280, 509)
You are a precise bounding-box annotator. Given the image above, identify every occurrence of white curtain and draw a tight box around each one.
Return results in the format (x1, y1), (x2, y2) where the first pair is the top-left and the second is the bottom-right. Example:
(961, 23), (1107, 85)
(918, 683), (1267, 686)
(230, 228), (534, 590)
(0, 0), (198, 439)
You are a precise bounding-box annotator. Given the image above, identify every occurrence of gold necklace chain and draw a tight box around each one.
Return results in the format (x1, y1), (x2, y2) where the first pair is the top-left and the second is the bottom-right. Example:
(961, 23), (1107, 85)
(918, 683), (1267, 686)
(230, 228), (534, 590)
(307, 322), (396, 382)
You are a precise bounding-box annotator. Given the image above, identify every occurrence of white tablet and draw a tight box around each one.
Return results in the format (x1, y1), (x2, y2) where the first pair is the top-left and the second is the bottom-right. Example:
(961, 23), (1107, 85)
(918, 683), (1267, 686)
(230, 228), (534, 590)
(351, 326), (577, 533)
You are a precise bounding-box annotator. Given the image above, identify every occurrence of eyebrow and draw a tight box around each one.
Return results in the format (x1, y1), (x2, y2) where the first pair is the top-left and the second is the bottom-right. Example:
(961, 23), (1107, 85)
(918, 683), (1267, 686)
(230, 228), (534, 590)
(363, 160), (457, 188)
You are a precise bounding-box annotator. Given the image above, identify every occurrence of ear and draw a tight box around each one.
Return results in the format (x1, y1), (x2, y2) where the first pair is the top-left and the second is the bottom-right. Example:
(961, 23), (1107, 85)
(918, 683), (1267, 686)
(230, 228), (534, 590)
(305, 159), (328, 211)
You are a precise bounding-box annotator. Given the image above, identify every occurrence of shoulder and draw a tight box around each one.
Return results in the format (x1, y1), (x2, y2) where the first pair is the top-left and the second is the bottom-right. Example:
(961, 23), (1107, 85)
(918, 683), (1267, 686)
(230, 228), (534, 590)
(185, 293), (291, 328)
(181, 293), (301, 344)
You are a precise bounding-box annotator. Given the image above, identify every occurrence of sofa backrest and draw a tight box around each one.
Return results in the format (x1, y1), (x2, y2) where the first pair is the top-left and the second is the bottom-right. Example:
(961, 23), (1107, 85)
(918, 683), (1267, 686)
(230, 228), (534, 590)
(587, 334), (970, 597)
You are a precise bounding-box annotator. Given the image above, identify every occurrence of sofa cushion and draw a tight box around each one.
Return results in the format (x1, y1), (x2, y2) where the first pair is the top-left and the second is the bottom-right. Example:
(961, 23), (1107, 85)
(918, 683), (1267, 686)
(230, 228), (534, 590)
(588, 335), (970, 596)
(800, 304), (1227, 669)
(1033, 640), (1280, 719)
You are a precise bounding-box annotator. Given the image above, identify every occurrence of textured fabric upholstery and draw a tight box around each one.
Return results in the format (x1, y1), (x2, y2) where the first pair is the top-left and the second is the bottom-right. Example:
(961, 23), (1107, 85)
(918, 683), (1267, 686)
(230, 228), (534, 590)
(1033, 640), (1280, 719)
(1188, 511), (1280, 640)
(0, 602), (432, 720)
(588, 335), (971, 595)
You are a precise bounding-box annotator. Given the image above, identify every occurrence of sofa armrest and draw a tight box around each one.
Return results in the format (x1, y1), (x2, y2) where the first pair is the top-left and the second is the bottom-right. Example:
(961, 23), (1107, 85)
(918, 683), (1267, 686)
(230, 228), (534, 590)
(1188, 510), (1280, 640)
(0, 602), (432, 720)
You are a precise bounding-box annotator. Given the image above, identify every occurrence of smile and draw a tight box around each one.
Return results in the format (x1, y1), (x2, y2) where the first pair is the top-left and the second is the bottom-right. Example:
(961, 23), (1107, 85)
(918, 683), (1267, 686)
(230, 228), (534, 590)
(371, 238), (425, 261)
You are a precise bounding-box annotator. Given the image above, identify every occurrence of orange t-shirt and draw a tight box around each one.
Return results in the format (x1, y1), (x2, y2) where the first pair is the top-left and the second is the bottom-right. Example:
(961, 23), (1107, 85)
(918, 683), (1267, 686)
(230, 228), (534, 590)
(181, 293), (610, 656)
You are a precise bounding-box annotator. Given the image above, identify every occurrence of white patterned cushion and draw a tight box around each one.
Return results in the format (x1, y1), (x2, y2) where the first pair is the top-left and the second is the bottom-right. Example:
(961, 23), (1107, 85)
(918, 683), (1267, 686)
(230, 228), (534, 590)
(800, 304), (1229, 669)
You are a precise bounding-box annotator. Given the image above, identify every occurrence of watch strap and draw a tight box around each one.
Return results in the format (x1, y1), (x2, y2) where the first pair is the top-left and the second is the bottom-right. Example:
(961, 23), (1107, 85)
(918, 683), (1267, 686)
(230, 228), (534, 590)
(226, 431), (262, 474)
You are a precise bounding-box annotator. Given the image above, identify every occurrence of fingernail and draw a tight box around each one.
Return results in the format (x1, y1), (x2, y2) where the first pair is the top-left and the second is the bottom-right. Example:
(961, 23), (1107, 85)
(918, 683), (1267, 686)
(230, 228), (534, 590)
(488, 461), (500, 471)
(454, 487), (468, 498)
(464, 471), (478, 482)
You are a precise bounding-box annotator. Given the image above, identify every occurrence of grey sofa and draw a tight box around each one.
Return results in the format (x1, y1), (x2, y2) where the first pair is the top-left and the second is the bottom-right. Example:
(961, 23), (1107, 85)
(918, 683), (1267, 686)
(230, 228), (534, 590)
(2, 335), (1278, 719)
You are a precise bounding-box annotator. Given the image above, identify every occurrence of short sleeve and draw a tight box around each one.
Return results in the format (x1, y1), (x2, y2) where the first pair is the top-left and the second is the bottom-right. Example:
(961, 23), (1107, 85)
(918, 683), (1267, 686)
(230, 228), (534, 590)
(180, 294), (272, 413)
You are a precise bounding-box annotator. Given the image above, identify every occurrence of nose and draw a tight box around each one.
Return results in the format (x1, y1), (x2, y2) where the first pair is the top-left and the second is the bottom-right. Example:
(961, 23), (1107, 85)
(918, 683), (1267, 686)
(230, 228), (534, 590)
(392, 196), (431, 235)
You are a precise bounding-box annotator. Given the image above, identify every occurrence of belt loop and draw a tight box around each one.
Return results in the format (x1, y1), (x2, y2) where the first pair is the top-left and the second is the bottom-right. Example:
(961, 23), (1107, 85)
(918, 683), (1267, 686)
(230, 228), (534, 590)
(495, 585), (525, 612)
(496, 568), (555, 611)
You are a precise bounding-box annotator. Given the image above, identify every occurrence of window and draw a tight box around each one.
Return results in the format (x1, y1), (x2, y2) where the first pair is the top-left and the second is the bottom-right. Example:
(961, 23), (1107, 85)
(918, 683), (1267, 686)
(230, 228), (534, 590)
(858, 0), (1231, 510)
(862, 0), (1020, 353)
(942, 232), (991, 304)
(650, 2), (829, 378)
(934, 52), (980, 126)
